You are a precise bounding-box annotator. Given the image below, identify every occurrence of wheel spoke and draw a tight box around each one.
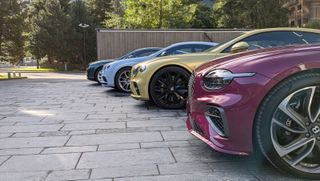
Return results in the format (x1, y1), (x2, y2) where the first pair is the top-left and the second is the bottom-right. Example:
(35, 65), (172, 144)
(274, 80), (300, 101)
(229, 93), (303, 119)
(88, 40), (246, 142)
(306, 86), (320, 123)
(173, 92), (185, 101)
(272, 118), (307, 134)
(275, 137), (313, 157)
(278, 96), (307, 129)
(290, 140), (316, 166)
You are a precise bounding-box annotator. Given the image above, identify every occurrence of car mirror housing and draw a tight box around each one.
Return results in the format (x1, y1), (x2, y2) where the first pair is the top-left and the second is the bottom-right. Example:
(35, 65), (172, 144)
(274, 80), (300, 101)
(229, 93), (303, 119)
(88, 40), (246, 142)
(159, 51), (168, 57)
(231, 42), (250, 53)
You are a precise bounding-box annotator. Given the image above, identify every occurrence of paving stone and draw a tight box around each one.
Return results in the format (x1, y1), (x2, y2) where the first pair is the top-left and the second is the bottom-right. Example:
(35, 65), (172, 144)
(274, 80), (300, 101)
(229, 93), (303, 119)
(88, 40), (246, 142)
(98, 143), (140, 151)
(0, 153), (81, 172)
(67, 132), (163, 146)
(42, 146), (97, 154)
(46, 169), (90, 181)
(11, 132), (40, 138)
(0, 133), (12, 138)
(69, 130), (96, 135)
(127, 120), (185, 128)
(0, 171), (47, 181)
(114, 173), (258, 181)
(62, 122), (125, 131)
(15, 120), (62, 125)
(40, 131), (70, 137)
(91, 164), (158, 179)
(161, 131), (195, 141)
(0, 124), (62, 133)
(170, 147), (242, 163)
(1, 116), (45, 123)
(0, 148), (42, 156)
(0, 136), (69, 149)
(252, 169), (301, 181)
(141, 141), (190, 148)
(159, 162), (212, 175)
(77, 148), (175, 169)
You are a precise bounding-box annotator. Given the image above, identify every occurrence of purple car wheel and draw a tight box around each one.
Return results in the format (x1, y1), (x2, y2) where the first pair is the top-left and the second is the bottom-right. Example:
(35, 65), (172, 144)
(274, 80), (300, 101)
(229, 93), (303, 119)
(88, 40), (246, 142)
(256, 72), (320, 179)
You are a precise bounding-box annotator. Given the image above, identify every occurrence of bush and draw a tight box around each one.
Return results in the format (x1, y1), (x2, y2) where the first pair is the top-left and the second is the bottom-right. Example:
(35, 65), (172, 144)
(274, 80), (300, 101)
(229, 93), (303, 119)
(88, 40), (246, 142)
(305, 20), (320, 29)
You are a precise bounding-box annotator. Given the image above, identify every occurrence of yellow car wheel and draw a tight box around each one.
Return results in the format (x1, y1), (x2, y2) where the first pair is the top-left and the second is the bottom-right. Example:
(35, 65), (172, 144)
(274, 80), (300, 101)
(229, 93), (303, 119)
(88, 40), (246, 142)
(150, 66), (190, 109)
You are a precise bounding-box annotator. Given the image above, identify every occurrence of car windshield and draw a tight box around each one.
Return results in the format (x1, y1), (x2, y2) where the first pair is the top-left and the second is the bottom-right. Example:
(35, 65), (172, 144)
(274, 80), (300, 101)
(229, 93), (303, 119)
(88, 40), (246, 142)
(205, 33), (245, 52)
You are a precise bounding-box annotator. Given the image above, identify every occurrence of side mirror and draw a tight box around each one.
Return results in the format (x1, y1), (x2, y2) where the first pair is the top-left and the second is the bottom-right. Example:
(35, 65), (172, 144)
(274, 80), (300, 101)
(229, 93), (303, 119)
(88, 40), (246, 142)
(231, 42), (250, 53)
(159, 51), (168, 57)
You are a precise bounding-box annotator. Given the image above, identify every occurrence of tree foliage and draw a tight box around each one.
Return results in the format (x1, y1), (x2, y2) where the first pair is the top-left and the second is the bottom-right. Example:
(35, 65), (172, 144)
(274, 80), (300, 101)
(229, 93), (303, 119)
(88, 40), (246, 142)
(28, 0), (110, 67)
(105, 0), (205, 29)
(306, 20), (320, 29)
(0, 0), (25, 63)
(213, 0), (289, 28)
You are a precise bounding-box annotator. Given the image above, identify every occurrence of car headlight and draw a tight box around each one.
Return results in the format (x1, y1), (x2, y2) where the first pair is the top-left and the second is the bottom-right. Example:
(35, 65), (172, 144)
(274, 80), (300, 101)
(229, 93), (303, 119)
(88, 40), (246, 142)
(202, 69), (255, 91)
(132, 65), (147, 77)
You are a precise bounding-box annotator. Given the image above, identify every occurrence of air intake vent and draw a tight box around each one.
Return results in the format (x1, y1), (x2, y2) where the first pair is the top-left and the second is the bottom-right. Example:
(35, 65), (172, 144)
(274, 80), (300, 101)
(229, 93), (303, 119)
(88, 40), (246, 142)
(205, 106), (229, 137)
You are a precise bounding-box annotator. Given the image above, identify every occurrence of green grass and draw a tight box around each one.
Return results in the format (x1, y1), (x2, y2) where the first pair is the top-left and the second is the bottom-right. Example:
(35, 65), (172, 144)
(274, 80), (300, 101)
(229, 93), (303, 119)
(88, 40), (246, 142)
(9, 67), (56, 72)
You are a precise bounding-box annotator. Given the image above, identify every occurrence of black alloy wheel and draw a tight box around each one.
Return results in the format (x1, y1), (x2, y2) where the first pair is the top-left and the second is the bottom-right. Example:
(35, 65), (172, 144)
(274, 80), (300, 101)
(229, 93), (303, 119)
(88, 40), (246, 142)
(150, 67), (190, 109)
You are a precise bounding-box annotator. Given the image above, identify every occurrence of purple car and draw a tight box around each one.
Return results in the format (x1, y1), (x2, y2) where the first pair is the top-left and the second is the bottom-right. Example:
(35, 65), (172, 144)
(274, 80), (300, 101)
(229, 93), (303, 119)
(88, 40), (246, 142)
(187, 44), (320, 179)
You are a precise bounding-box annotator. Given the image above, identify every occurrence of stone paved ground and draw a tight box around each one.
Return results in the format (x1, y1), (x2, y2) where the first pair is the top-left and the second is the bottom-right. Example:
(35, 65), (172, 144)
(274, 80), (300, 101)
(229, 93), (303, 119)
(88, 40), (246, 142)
(0, 73), (302, 181)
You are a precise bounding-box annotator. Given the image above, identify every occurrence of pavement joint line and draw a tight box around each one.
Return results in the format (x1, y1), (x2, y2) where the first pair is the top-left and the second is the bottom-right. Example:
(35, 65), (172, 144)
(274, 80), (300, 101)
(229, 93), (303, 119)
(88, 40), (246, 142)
(168, 148), (177, 163)
(64, 135), (73, 146)
(0, 155), (12, 167)
(74, 152), (84, 169)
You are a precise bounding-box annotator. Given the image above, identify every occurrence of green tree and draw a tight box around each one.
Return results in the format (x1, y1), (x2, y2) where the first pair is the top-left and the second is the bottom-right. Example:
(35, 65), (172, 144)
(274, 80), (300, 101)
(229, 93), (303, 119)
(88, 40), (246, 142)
(70, 0), (97, 65)
(191, 3), (216, 29)
(86, 0), (113, 27)
(29, 0), (73, 64)
(110, 0), (198, 29)
(306, 20), (320, 29)
(214, 0), (288, 28)
(0, 0), (25, 64)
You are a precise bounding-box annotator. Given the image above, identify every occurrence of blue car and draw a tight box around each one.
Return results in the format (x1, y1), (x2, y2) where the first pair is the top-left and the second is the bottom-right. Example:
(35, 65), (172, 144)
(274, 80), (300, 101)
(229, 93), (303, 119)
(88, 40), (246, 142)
(86, 47), (162, 84)
(101, 41), (218, 92)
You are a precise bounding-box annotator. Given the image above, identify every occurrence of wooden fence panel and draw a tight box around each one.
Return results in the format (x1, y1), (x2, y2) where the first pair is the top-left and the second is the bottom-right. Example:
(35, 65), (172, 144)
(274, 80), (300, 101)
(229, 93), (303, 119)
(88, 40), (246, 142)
(96, 29), (248, 60)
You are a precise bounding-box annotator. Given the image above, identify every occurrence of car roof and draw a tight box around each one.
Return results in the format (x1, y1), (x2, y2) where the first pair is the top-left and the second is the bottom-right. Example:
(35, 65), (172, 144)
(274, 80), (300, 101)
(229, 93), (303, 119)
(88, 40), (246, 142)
(168, 41), (218, 47)
(133, 47), (162, 51)
(210, 27), (320, 53)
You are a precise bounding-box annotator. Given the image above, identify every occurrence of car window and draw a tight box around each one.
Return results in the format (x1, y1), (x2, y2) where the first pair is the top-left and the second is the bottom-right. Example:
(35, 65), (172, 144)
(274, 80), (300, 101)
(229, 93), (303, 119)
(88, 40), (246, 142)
(194, 44), (214, 52)
(125, 49), (159, 59)
(297, 32), (320, 44)
(222, 31), (305, 53)
(165, 44), (212, 56)
(134, 49), (160, 57)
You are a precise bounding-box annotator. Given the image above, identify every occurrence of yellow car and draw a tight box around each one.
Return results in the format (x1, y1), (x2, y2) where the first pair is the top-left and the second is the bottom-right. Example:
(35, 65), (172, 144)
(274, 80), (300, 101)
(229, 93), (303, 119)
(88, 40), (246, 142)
(130, 28), (320, 109)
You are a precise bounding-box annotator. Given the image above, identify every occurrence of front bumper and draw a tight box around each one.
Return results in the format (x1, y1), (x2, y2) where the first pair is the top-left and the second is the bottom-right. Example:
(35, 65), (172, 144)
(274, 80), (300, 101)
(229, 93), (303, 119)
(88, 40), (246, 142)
(187, 73), (273, 155)
(86, 67), (96, 81)
(130, 75), (150, 101)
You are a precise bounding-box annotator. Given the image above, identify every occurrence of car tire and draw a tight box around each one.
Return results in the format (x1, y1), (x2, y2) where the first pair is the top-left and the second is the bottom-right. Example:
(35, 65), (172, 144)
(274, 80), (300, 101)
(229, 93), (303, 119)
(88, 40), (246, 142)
(255, 71), (320, 179)
(150, 66), (190, 109)
(115, 67), (131, 93)
(94, 67), (103, 84)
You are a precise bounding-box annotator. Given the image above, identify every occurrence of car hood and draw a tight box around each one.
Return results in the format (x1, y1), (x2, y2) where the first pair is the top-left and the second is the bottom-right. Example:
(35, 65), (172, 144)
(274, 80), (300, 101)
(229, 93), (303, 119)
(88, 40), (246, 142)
(108, 56), (153, 68)
(90, 59), (115, 66)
